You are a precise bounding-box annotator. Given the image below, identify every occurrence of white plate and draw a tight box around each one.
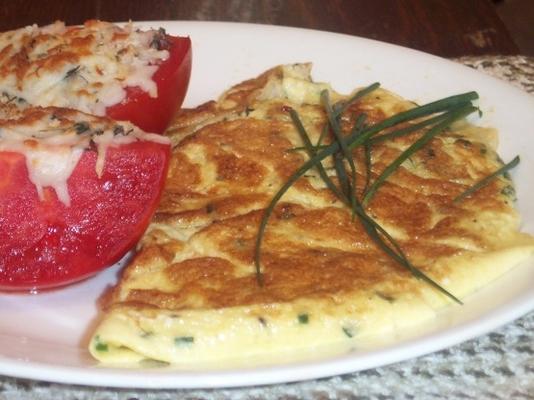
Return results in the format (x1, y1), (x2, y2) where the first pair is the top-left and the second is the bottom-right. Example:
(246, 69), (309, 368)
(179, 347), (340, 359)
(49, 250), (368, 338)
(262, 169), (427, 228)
(1, 21), (533, 389)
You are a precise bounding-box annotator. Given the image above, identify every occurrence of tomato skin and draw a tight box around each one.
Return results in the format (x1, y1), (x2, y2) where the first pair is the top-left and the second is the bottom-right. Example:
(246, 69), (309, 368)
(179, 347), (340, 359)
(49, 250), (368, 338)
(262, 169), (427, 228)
(0, 141), (170, 291)
(106, 35), (192, 134)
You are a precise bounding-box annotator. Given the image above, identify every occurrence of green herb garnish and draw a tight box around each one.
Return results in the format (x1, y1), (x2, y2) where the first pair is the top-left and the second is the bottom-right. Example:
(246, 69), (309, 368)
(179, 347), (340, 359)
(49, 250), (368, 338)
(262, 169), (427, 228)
(342, 326), (356, 338)
(64, 65), (81, 79)
(73, 121), (90, 134)
(322, 90), (358, 217)
(254, 89), (479, 304)
(334, 82), (380, 117)
(362, 104), (477, 206)
(95, 342), (108, 352)
(453, 156), (520, 203)
(150, 27), (171, 51)
(501, 185), (516, 199)
(298, 313), (309, 324)
(94, 335), (108, 352)
(113, 125), (125, 136)
(363, 142), (372, 193)
(174, 336), (194, 346)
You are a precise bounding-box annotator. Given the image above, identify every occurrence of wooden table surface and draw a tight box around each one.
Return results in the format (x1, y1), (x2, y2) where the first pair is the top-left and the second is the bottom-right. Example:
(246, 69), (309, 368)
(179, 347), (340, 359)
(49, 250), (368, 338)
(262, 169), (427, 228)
(0, 0), (518, 57)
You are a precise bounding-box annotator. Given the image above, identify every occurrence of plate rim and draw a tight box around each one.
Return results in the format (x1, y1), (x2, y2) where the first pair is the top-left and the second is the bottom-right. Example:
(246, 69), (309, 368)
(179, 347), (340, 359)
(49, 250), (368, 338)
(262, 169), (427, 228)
(0, 20), (533, 389)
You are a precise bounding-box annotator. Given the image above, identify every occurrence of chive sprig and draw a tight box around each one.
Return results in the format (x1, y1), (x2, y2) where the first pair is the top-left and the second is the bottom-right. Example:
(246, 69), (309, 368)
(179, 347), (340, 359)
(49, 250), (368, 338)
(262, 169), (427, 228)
(453, 155), (520, 203)
(254, 84), (517, 305)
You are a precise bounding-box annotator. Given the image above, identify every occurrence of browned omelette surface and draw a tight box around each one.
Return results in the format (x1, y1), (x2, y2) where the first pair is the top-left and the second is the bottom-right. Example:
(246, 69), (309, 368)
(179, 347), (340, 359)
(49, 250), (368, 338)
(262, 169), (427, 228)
(90, 64), (534, 365)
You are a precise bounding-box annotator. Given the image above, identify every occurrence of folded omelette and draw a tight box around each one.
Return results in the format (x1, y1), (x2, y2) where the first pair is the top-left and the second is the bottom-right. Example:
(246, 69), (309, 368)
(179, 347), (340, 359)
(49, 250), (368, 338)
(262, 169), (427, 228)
(89, 64), (534, 366)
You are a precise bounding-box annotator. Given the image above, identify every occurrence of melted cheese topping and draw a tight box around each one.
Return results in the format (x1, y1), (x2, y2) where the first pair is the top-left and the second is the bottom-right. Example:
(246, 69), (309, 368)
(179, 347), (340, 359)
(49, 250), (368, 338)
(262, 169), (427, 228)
(0, 106), (169, 206)
(0, 20), (169, 117)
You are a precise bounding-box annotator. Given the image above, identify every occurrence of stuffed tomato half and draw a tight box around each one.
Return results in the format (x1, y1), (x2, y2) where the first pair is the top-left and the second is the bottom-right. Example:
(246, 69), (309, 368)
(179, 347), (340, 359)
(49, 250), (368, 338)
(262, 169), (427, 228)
(0, 20), (192, 134)
(0, 106), (170, 290)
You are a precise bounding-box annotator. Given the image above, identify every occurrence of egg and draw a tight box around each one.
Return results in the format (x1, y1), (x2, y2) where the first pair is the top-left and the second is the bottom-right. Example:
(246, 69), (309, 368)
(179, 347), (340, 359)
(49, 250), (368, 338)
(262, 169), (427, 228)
(89, 64), (534, 366)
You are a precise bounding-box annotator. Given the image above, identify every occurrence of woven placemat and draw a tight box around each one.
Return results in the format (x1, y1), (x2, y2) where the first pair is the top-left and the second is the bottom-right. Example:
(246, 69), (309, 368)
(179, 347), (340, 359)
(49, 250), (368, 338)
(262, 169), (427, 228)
(1, 56), (533, 400)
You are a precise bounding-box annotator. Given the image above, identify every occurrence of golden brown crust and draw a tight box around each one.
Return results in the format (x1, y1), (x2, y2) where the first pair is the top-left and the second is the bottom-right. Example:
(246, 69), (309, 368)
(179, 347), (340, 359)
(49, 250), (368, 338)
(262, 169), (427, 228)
(105, 64), (525, 314)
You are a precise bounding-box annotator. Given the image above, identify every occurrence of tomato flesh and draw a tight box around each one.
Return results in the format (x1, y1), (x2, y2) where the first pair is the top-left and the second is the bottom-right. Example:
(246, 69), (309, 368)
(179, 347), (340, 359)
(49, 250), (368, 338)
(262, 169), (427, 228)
(106, 35), (192, 134)
(0, 30), (189, 291)
(0, 141), (169, 290)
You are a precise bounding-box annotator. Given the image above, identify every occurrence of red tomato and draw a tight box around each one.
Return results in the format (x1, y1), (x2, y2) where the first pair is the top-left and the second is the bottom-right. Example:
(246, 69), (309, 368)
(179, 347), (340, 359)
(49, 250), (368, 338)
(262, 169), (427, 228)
(0, 141), (170, 291)
(106, 35), (192, 134)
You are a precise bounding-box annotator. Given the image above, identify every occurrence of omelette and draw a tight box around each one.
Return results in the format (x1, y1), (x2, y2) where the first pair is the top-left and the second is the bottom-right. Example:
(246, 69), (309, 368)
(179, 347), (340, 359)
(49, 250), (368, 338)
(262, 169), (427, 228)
(89, 64), (534, 366)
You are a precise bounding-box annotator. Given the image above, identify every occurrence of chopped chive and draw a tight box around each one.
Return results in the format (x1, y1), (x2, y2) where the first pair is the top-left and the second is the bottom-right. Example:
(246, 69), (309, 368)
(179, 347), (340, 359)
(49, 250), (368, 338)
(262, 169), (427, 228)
(362, 105), (478, 206)
(501, 185), (516, 199)
(174, 336), (194, 346)
(298, 313), (309, 324)
(113, 125), (125, 136)
(286, 114), (462, 304)
(94, 335), (108, 352)
(453, 156), (520, 203)
(342, 326), (356, 338)
(73, 121), (90, 134)
(150, 28), (171, 51)
(95, 342), (108, 352)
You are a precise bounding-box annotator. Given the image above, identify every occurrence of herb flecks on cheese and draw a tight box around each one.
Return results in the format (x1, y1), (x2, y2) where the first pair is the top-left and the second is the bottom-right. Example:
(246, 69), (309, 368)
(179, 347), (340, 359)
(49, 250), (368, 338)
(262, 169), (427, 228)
(0, 106), (169, 206)
(0, 20), (169, 117)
